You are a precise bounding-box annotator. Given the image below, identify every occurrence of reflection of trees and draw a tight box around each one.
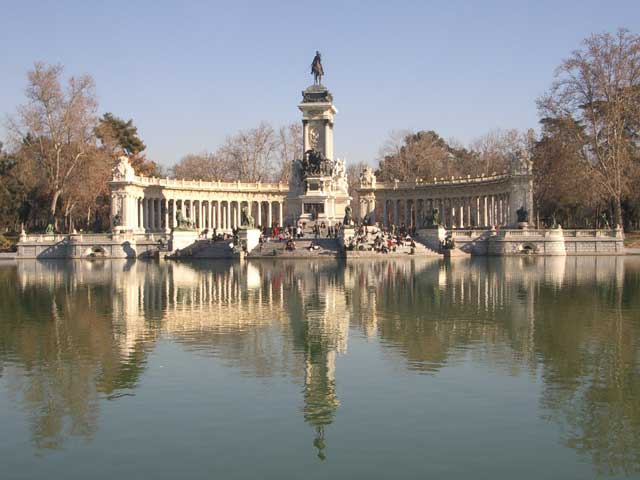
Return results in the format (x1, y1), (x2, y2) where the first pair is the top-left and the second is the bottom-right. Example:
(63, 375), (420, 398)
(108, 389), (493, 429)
(0, 261), (157, 450)
(1, 256), (640, 474)
(533, 270), (640, 476)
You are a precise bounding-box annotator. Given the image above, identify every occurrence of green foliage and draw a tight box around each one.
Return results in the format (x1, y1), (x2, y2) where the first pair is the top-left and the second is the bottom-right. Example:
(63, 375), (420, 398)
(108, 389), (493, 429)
(97, 112), (146, 156)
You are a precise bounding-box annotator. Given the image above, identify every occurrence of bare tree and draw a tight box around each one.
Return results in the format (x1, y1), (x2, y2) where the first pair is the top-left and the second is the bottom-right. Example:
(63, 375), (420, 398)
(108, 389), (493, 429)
(276, 123), (302, 182)
(8, 63), (98, 227)
(171, 152), (231, 181)
(218, 122), (277, 182)
(468, 129), (528, 175)
(538, 28), (640, 226)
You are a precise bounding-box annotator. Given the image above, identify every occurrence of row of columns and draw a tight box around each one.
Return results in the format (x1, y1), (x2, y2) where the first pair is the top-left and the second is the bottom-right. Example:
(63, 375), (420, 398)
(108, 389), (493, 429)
(380, 194), (511, 229)
(136, 198), (285, 232)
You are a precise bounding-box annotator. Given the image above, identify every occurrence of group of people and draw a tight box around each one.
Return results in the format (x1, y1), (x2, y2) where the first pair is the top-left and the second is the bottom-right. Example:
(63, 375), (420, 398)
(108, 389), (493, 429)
(345, 223), (417, 254)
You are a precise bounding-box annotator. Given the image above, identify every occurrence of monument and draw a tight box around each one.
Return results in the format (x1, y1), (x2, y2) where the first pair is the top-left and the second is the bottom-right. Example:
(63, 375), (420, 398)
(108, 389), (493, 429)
(238, 206), (261, 253)
(287, 52), (351, 226)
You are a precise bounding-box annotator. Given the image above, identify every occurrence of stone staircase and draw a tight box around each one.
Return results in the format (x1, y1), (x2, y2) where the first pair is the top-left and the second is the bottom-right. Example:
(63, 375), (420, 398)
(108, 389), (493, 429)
(171, 239), (238, 259)
(346, 234), (441, 258)
(249, 236), (340, 258)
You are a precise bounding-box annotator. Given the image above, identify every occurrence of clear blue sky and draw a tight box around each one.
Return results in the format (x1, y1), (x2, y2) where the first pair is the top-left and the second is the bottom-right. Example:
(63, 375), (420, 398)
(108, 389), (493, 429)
(1, 0), (638, 168)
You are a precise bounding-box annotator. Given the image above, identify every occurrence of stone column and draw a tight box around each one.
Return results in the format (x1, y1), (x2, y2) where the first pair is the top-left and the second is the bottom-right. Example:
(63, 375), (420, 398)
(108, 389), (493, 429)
(257, 201), (262, 227)
(138, 198), (143, 230)
(278, 202), (283, 227)
(459, 200), (464, 228)
(164, 200), (169, 231)
(393, 200), (399, 226)
(148, 199), (154, 231)
(236, 201), (241, 228)
(216, 201), (221, 230)
(171, 200), (176, 229)
(480, 196), (486, 227)
(267, 201), (273, 228)
(383, 200), (388, 227)
(156, 198), (162, 230)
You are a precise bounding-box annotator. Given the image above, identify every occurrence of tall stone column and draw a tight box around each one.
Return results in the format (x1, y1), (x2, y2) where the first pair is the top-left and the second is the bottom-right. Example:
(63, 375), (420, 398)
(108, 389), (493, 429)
(257, 201), (262, 227)
(216, 201), (221, 230)
(149, 199), (155, 231)
(278, 202), (283, 226)
(267, 201), (273, 228)
(383, 200), (388, 227)
(236, 201), (241, 228)
(483, 196), (488, 227)
(393, 200), (399, 226)
(459, 200), (464, 228)
(156, 198), (162, 230)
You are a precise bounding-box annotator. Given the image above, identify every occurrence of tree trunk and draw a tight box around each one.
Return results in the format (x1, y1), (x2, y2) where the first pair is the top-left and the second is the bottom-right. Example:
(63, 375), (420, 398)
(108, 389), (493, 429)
(50, 189), (62, 231)
(613, 196), (623, 229)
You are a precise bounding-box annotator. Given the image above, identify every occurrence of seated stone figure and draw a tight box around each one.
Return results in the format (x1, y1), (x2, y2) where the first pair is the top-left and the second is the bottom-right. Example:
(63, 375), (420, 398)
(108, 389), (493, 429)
(516, 206), (529, 223)
(240, 206), (255, 229)
(422, 208), (440, 228)
(175, 211), (194, 230)
(343, 205), (353, 226)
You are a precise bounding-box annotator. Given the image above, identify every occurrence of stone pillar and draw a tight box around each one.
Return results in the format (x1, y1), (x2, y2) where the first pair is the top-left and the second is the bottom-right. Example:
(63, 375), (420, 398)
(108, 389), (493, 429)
(216, 201), (221, 230)
(459, 200), (464, 228)
(236, 201), (241, 228)
(138, 198), (144, 230)
(164, 200), (169, 231)
(278, 202), (283, 226)
(257, 201), (262, 227)
(383, 200), (388, 227)
(171, 200), (176, 229)
(393, 200), (399, 226)
(148, 199), (154, 231)
(156, 198), (162, 230)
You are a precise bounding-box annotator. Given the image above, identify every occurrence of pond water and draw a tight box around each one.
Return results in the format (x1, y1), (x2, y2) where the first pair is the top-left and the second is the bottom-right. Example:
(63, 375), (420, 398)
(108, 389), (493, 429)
(0, 257), (639, 479)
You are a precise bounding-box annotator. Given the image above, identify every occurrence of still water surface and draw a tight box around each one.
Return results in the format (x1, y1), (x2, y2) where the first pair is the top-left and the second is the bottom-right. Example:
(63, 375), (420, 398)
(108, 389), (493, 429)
(0, 257), (639, 479)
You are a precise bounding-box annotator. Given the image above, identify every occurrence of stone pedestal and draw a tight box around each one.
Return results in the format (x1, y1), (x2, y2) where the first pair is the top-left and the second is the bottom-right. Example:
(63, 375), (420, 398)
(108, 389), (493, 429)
(169, 230), (198, 252)
(338, 226), (356, 249)
(417, 225), (446, 251)
(238, 228), (261, 253)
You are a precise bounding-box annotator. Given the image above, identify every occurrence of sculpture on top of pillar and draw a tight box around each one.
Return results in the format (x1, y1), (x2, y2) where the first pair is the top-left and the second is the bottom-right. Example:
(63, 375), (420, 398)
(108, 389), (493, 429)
(240, 206), (255, 229)
(422, 208), (441, 228)
(175, 211), (195, 230)
(311, 51), (324, 85)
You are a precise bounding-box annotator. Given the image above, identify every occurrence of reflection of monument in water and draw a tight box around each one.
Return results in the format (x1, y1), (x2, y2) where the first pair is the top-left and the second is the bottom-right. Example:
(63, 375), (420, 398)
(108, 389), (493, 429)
(7, 255), (638, 473)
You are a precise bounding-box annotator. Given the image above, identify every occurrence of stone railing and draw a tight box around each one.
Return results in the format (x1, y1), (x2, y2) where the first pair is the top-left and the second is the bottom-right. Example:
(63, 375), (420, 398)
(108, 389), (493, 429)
(448, 228), (622, 240)
(363, 172), (511, 191)
(19, 231), (171, 244)
(118, 175), (288, 193)
(562, 229), (623, 239)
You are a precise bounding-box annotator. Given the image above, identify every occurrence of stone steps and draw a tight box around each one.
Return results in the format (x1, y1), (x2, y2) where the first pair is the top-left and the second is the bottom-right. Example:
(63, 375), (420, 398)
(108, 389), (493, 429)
(249, 236), (339, 258)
